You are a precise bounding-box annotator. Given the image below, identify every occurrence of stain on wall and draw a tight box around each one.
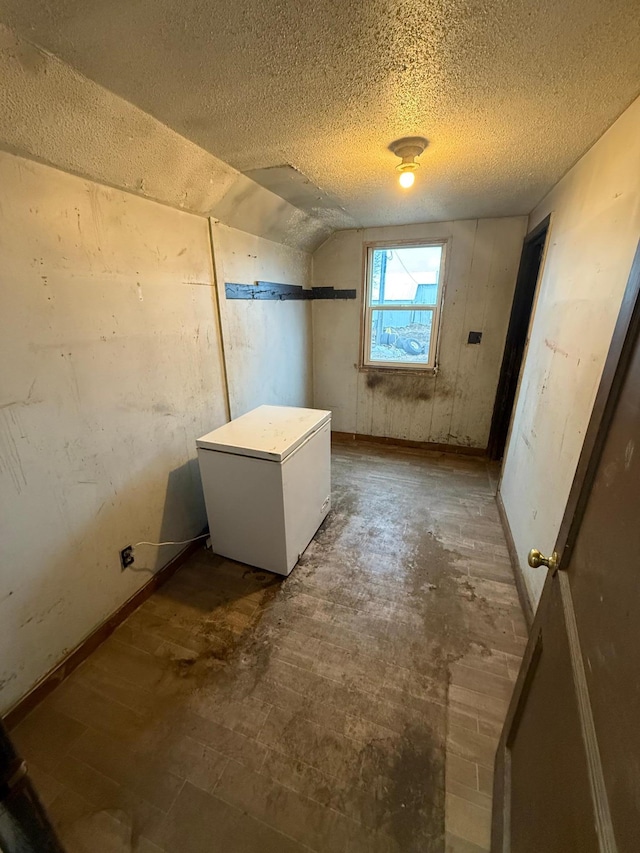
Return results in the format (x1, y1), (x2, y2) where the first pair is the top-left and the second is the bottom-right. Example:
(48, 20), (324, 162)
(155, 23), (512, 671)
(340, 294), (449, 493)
(364, 372), (435, 403)
(500, 94), (640, 608)
(0, 151), (228, 715)
(312, 218), (527, 446)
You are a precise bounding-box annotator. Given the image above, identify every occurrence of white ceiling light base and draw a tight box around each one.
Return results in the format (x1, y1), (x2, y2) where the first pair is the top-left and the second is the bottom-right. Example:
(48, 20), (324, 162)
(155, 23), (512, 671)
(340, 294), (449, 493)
(389, 137), (429, 163)
(389, 137), (428, 188)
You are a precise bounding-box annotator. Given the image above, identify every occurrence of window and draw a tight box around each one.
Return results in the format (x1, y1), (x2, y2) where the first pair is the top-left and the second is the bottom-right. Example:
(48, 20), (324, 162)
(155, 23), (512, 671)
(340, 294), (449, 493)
(362, 241), (446, 370)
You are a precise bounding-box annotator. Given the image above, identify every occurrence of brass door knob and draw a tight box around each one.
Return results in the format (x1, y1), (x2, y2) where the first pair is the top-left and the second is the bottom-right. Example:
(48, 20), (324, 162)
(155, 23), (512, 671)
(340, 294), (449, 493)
(528, 548), (559, 571)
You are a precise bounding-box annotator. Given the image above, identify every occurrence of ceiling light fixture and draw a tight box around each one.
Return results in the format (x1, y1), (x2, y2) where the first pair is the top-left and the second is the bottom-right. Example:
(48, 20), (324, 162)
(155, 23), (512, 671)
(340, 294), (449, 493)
(389, 137), (428, 189)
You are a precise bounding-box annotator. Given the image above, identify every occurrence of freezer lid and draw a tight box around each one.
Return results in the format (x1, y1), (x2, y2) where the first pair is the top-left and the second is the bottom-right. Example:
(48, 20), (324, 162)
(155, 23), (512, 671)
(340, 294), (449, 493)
(196, 405), (331, 462)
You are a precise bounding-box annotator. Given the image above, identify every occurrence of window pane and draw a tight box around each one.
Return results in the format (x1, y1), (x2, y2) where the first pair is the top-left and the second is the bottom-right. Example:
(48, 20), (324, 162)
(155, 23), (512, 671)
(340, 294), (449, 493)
(370, 245), (442, 306)
(370, 309), (433, 364)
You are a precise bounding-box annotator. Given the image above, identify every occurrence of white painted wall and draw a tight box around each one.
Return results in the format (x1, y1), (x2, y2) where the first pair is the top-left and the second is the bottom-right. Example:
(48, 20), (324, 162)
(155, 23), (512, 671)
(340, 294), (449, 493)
(0, 152), (228, 714)
(312, 218), (527, 445)
(211, 223), (313, 419)
(500, 95), (640, 607)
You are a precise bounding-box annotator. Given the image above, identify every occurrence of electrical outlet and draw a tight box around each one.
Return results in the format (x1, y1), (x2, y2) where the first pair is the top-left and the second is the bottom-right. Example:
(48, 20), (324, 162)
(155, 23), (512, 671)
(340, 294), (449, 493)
(120, 545), (134, 570)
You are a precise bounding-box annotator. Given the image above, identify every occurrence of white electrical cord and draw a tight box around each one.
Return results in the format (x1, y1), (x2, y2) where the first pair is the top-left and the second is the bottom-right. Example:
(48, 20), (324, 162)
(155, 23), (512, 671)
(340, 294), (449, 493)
(133, 533), (209, 548)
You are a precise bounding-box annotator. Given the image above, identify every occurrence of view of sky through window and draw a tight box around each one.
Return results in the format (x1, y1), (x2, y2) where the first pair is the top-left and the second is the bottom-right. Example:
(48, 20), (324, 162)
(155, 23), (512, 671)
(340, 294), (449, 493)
(370, 245), (442, 305)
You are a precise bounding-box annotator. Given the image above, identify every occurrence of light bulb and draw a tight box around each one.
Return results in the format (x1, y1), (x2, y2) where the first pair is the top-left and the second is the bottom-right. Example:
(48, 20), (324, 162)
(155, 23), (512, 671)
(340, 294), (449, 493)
(399, 171), (415, 189)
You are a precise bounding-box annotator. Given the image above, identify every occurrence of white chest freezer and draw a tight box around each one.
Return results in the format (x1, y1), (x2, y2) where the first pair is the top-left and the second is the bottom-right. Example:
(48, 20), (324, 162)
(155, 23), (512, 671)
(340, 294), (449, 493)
(196, 405), (331, 576)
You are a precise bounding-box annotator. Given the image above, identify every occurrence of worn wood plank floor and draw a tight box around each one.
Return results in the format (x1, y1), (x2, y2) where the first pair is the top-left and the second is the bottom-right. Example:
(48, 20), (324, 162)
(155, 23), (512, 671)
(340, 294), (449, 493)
(11, 443), (527, 852)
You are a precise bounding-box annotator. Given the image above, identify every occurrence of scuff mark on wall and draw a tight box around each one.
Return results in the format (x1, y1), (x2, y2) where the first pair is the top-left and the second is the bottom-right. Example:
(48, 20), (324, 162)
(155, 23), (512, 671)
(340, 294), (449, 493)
(499, 94), (640, 609)
(602, 459), (619, 488)
(0, 410), (28, 493)
(0, 674), (17, 692)
(520, 429), (532, 451)
(624, 440), (634, 470)
(0, 377), (38, 410)
(60, 351), (81, 406)
(0, 149), (229, 715)
(544, 337), (569, 357)
(20, 597), (65, 629)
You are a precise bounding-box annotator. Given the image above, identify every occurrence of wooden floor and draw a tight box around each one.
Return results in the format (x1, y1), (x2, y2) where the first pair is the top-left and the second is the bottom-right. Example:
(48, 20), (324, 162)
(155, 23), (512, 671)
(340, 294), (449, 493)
(11, 443), (527, 852)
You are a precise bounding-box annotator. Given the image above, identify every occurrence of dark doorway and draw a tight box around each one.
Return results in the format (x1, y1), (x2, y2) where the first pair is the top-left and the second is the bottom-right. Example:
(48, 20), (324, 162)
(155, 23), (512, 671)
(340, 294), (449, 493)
(487, 215), (550, 460)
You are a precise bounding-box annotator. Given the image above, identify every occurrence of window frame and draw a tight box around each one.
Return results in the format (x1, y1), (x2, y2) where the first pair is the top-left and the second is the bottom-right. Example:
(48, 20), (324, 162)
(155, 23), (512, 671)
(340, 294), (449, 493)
(361, 238), (448, 372)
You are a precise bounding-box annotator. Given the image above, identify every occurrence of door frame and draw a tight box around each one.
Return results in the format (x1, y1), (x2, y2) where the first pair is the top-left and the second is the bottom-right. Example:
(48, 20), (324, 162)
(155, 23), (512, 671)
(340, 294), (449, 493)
(487, 215), (551, 460)
(491, 240), (640, 852)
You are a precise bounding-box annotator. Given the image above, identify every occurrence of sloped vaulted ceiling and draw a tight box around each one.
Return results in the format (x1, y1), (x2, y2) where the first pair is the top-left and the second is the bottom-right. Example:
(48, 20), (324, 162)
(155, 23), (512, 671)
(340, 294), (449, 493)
(1, 0), (639, 228)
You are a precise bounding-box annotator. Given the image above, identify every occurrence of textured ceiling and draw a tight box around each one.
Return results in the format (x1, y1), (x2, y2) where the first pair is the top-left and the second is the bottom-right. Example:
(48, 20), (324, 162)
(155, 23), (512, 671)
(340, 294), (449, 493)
(1, 0), (639, 227)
